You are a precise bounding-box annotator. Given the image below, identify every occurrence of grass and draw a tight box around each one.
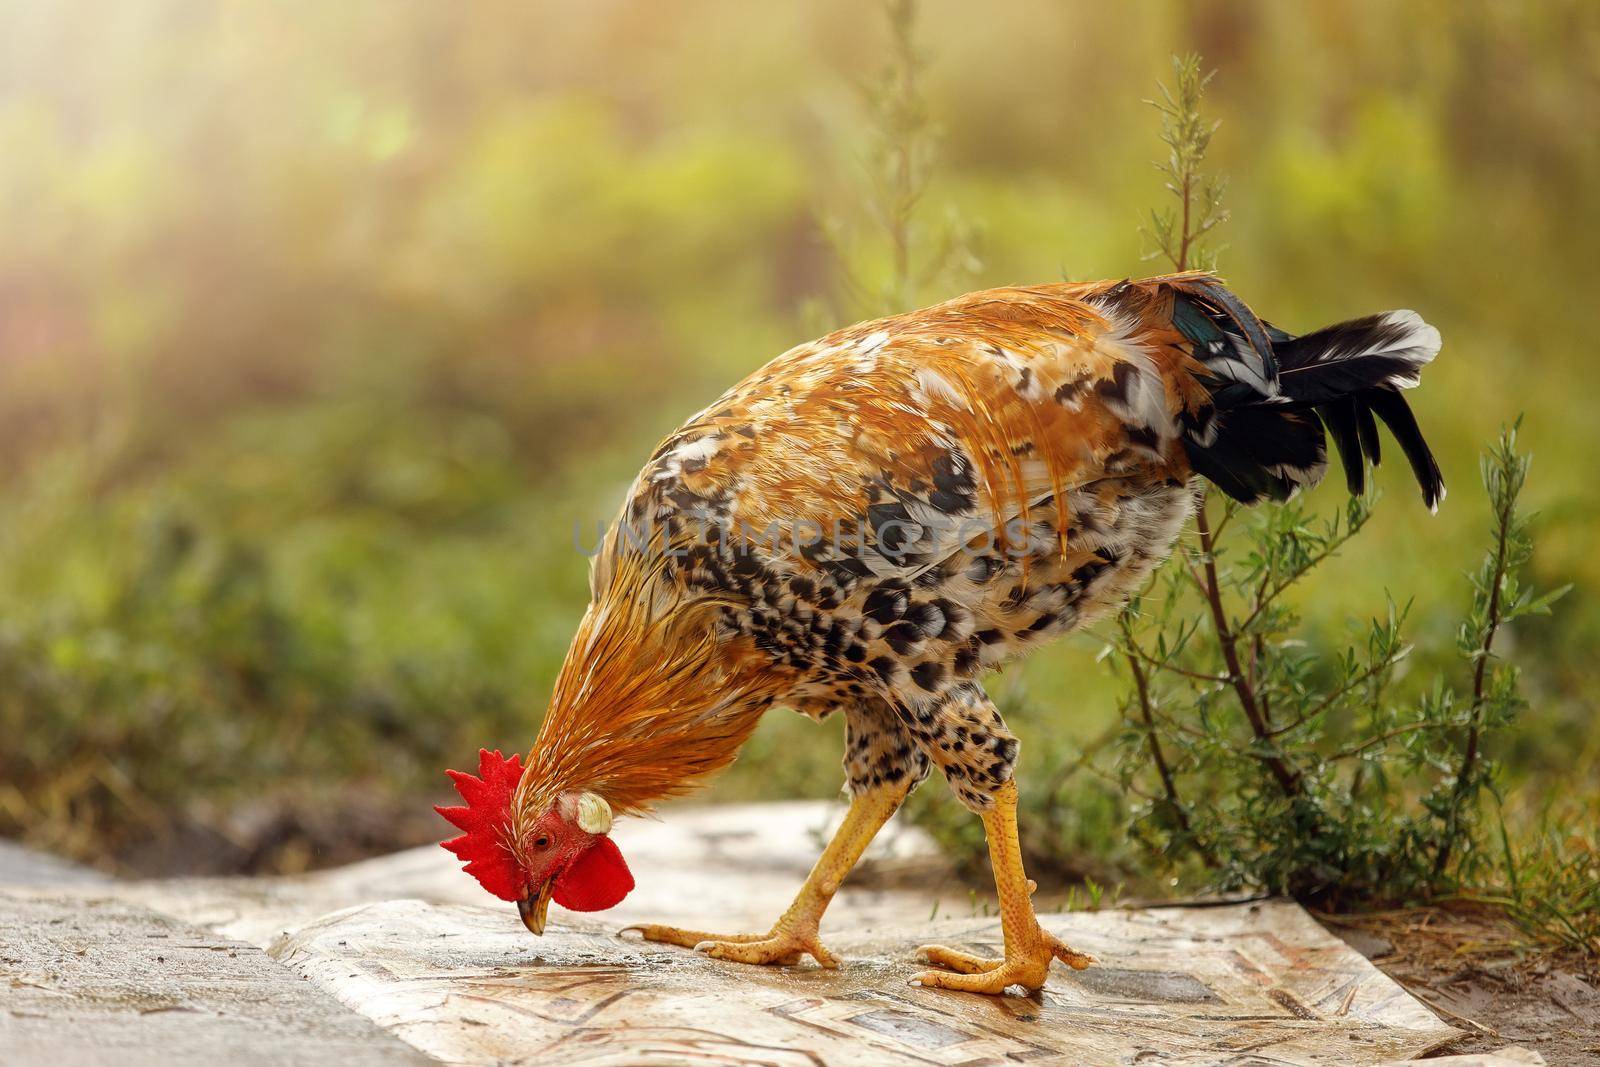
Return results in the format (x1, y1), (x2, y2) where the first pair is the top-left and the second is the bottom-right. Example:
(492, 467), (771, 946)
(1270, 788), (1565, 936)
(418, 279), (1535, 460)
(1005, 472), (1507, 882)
(1478, 803), (1600, 956)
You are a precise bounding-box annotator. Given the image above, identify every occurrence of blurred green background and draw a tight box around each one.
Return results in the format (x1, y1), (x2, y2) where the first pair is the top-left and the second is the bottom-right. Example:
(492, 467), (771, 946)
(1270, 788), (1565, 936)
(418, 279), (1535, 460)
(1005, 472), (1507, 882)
(1, 1), (1595, 876)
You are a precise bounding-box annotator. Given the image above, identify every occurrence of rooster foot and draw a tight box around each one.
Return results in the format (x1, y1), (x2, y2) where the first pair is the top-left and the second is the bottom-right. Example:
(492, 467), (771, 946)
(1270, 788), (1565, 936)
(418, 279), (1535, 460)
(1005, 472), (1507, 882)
(622, 923), (841, 968)
(911, 928), (1092, 994)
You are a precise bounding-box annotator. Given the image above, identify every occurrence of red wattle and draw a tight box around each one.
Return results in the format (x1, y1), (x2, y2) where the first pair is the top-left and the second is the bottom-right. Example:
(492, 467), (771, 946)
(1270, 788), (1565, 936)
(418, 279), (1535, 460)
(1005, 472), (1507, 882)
(552, 835), (635, 912)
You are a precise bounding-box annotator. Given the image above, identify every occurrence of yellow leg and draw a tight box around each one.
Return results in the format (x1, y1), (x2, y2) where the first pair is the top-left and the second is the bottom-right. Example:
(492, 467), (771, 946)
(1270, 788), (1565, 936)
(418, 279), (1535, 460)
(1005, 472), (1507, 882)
(624, 781), (909, 968)
(913, 780), (1093, 994)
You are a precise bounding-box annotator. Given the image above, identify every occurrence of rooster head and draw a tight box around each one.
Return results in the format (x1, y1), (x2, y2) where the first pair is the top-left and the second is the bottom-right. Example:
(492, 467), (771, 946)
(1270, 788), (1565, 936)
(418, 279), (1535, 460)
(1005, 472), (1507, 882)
(435, 748), (634, 934)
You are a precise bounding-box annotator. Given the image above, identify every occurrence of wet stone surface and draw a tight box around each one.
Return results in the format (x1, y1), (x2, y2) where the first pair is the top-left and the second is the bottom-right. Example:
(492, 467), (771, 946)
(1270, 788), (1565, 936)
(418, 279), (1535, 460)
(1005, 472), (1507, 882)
(268, 897), (1457, 1066)
(2, 802), (1527, 1065)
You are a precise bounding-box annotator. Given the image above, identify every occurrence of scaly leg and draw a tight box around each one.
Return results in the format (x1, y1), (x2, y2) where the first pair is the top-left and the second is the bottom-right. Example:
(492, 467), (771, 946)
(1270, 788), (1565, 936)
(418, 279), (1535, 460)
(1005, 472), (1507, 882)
(913, 780), (1093, 993)
(625, 780), (909, 967)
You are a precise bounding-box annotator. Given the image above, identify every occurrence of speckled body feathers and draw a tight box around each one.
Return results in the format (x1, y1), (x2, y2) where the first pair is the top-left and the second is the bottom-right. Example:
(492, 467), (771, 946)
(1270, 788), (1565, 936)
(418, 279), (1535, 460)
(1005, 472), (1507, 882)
(513, 274), (1442, 824)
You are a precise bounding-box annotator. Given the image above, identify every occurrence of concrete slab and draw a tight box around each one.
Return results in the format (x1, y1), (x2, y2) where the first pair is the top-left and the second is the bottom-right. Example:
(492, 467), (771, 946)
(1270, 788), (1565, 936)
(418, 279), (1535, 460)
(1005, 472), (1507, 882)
(5, 803), (1469, 1065)
(0, 894), (434, 1067)
(267, 897), (1457, 1066)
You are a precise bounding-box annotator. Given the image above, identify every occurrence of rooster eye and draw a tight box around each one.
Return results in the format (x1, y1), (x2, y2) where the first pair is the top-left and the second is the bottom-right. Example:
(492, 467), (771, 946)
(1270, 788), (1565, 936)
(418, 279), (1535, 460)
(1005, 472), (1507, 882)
(534, 835), (550, 849)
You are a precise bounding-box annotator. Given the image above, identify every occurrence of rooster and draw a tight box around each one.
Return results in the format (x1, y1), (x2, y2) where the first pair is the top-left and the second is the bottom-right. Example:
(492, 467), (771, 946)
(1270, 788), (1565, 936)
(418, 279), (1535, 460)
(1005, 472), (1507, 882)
(438, 273), (1442, 994)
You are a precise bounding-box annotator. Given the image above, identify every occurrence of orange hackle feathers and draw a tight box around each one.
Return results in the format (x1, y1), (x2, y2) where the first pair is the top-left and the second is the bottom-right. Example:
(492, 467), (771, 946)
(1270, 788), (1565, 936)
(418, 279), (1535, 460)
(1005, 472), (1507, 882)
(436, 748), (525, 902)
(512, 530), (795, 833)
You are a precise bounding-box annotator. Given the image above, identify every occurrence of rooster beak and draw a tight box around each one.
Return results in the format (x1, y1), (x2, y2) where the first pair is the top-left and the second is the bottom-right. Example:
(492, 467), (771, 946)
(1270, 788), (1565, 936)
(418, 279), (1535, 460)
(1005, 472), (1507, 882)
(518, 879), (554, 936)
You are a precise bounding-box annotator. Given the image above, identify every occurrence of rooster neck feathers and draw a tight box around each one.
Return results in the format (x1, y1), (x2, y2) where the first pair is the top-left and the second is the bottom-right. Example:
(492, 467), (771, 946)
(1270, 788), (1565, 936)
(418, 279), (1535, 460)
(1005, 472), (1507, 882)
(512, 540), (795, 831)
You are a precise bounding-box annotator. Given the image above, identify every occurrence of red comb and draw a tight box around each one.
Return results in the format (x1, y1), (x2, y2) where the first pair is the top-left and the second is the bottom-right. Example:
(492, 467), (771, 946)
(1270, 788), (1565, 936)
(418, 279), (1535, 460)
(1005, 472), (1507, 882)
(435, 748), (525, 902)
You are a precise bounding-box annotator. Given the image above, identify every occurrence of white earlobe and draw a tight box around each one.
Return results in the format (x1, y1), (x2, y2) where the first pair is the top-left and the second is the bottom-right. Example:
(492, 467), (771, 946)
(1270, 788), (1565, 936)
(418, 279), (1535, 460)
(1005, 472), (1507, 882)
(576, 792), (612, 835)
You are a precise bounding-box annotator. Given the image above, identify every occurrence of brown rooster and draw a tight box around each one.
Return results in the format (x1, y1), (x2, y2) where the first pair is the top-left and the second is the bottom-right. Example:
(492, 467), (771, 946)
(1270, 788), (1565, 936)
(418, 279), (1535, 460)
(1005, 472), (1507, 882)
(438, 273), (1442, 994)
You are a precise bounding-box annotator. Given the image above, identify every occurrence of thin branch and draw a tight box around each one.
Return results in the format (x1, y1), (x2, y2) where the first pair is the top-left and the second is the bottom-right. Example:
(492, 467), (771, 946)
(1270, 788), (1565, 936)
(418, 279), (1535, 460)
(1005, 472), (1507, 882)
(1329, 720), (1444, 762)
(1119, 616), (1193, 837)
(1125, 645), (1232, 684)
(1237, 526), (1362, 634)
(1434, 454), (1518, 876)
(1194, 498), (1302, 797)
(1265, 649), (1410, 739)
(1209, 499), (1239, 540)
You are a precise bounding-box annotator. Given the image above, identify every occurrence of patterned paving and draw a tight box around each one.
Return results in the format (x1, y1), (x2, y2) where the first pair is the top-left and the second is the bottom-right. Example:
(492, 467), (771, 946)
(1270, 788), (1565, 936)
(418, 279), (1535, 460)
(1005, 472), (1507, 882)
(270, 898), (1457, 1066)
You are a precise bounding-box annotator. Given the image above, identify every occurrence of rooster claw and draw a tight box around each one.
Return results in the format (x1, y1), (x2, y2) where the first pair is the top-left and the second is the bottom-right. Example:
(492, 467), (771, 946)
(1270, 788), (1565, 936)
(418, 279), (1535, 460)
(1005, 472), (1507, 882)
(621, 924), (765, 948)
(911, 928), (1092, 995)
(627, 922), (840, 968)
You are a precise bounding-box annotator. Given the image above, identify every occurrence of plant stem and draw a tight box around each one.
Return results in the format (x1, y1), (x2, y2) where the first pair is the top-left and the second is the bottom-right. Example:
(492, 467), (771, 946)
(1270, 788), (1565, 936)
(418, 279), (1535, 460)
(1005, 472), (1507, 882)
(884, 0), (919, 311)
(1330, 719), (1443, 761)
(1194, 500), (1302, 797)
(1266, 651), (1408, 739)
(1177, 168), (1193, 274)
(1120, 618), (1190, 833)
(1237, 527), (1361, 634)
(1125, 644), (1230, 684)
(1434, 471), (1516, 876)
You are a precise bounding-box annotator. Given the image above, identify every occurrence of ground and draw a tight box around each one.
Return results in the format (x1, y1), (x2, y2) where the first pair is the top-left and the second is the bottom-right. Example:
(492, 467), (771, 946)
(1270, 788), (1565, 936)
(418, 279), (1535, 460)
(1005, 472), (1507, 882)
(2, 804), (1592, 1066)
(1323, 908), (1600, 1066)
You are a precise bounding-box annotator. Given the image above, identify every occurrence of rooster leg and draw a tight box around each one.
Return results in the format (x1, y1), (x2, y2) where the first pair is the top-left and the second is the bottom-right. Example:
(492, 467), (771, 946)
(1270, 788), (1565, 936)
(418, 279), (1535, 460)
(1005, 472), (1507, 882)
(912, 780), (1093, 994)
(623, 780), (909, 968)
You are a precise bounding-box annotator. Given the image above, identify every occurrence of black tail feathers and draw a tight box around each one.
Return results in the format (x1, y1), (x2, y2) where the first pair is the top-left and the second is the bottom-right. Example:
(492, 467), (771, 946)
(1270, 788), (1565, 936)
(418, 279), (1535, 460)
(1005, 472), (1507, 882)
(1176, 288), (1444, 511)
